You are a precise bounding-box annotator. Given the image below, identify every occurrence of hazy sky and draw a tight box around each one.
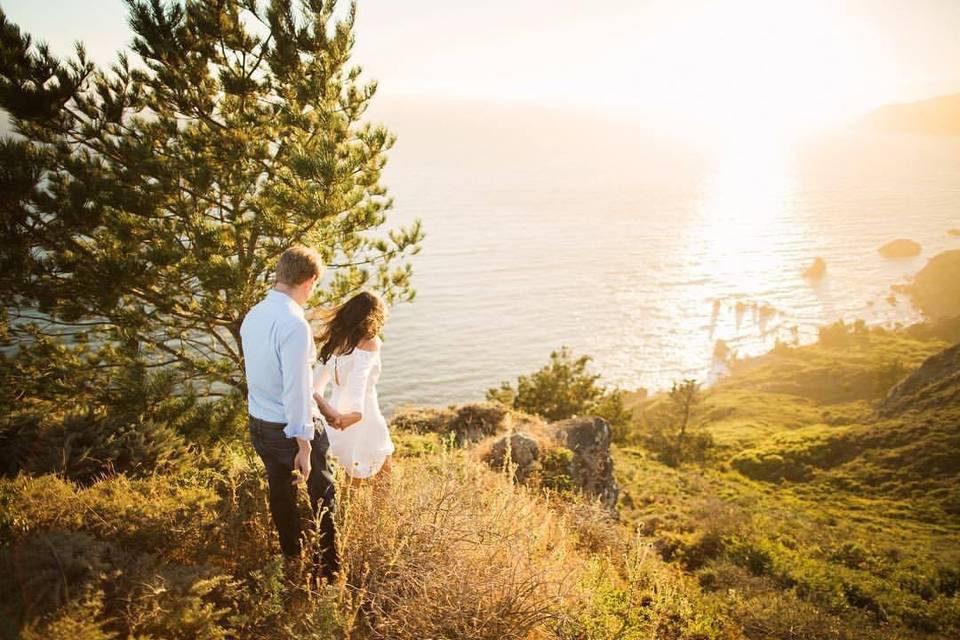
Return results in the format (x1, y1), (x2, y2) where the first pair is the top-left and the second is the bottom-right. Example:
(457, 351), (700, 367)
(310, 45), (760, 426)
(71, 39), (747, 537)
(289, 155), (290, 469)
(4, 0), (960, 138)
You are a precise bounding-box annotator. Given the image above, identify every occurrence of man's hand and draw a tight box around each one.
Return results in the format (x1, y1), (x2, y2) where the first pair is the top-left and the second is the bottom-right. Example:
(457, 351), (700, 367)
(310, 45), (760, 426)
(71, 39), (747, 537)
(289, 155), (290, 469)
(338, 412), (363, 430)
(313, 393), (344, 430)
(292, 438), (311, 486)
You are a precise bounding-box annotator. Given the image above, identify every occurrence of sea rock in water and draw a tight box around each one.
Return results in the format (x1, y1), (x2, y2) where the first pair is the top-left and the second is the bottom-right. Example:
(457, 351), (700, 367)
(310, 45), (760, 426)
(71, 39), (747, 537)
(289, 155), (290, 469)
(901, 249), (960, 319)
(878, 238), (922, 258)
(803, 257), (826, 279)
(878, 342), (960, 418)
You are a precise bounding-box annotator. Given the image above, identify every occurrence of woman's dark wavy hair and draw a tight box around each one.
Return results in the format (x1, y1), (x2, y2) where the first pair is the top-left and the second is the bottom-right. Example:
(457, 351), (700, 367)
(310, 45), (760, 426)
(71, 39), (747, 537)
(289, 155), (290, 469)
(315, 291), (387, 364)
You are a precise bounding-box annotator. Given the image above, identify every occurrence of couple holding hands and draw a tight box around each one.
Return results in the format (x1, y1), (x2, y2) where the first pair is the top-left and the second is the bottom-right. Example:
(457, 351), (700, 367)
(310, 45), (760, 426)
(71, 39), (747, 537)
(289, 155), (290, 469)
(240, 245), (394, 581)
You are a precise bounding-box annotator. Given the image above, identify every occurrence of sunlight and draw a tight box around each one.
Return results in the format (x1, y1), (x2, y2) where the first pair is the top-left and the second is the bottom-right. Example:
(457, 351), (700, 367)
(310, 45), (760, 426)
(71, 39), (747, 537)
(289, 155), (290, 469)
(627, 0), (894, 143)
(398, 0), (898, 144)
(683, 134), (801, 341)
(697, 136), (796, 235)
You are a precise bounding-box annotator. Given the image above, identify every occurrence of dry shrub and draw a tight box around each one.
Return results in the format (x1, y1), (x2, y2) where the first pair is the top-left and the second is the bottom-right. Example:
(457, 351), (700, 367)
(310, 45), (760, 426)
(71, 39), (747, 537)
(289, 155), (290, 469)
(18, 593), (118, 640)
(548, 497), (628, 559)
(391, 402), (536, 446)
(389, 405), (456, 434)
(333, 452), (578, 639)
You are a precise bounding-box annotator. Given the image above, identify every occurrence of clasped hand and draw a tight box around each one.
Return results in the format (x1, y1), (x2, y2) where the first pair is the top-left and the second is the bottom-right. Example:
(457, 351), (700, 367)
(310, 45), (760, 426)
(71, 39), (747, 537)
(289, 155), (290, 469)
(313, 392), (353, 430)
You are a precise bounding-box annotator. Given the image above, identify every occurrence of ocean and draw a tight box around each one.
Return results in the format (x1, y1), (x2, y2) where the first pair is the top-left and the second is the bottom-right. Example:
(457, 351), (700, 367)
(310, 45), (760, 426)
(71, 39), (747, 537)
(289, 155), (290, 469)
(364, 105), (960, 412)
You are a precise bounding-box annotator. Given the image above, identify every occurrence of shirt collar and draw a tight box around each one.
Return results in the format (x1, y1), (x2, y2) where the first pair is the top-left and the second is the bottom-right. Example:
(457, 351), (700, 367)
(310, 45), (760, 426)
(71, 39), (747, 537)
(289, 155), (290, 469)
(267, 289), (305, 317)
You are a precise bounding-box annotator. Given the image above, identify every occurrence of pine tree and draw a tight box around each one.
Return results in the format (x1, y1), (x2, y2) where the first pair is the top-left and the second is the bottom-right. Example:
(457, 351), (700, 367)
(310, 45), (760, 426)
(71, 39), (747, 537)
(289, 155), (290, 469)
(0, 0), (422, 393)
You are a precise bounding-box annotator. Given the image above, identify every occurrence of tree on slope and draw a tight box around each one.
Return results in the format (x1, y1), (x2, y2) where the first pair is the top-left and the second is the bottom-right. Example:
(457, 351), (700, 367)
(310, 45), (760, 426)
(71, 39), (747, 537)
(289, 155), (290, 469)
(0, 0), (422, 395)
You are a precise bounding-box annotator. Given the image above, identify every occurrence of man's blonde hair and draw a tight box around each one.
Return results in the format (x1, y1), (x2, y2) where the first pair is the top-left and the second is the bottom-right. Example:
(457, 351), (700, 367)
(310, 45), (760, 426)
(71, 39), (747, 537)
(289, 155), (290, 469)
(275, 245), (324, 286)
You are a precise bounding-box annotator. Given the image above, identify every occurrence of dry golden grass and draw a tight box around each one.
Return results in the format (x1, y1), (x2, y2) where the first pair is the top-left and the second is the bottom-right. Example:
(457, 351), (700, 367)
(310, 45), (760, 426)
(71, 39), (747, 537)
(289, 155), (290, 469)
(329, 450), (580, 639)
(2, 441), (738, 639)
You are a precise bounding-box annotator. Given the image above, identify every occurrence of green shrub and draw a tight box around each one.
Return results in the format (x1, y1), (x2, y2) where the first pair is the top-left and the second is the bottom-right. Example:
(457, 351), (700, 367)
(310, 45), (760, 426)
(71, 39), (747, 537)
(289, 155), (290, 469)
(569, 547), (735, 640)
(725, 536), (775, 576)
(0, 325), (247, 483)
(487, 347), (632, 437)
(540, 446), (576, 493)
(12, 411), (193, 484)
(818, 320), (852, 347)
(643, 380), (715, 467)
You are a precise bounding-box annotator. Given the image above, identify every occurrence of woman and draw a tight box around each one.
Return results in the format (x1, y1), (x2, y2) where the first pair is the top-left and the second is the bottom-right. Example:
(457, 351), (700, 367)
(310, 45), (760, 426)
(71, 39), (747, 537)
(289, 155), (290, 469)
(312, 291), (394, 480)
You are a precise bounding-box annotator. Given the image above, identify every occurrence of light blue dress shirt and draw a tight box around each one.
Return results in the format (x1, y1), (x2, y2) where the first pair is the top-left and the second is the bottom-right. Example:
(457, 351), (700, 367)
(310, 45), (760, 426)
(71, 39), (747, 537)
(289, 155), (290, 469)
(240, 289), (320, 440)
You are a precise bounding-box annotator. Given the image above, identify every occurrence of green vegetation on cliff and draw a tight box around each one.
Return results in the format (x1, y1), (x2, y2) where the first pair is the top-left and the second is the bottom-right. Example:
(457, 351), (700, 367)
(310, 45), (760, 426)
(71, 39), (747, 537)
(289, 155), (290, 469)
(619, 319), (960, 639)
(4, 321), (959, 639)
(899, 250), (960, 320)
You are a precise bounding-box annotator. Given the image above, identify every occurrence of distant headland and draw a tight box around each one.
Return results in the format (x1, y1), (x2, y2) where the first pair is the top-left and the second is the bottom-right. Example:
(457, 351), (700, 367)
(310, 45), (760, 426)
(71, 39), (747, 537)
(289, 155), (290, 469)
(863, 92), (960, 136)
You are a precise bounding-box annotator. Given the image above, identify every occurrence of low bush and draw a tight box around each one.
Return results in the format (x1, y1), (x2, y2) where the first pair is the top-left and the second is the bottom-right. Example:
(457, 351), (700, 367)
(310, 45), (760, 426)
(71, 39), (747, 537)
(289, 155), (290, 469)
(487, 347), (632, 438)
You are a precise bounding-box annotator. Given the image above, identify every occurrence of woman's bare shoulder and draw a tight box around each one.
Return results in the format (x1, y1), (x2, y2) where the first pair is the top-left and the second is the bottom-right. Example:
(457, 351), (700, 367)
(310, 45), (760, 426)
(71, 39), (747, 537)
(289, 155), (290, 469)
(356, 336), (382, 352)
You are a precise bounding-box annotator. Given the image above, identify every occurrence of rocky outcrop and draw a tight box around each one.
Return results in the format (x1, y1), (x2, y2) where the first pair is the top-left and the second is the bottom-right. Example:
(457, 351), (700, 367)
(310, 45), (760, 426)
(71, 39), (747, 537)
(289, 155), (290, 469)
(487, 432), (541, 481)
(391, 402), (512, 446)
(899, 250), (960, 320)
(879, 342), (960, 418)
(394, 403), (620, 510)
(553, 417), (619, 509)
(878, 239), (921, 258)
(485, 416), (619, 510)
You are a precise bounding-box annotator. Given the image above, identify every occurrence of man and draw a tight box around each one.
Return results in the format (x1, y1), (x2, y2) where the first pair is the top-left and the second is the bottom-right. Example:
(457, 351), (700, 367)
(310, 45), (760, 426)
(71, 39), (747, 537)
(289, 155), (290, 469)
(240, 245), (339, 581)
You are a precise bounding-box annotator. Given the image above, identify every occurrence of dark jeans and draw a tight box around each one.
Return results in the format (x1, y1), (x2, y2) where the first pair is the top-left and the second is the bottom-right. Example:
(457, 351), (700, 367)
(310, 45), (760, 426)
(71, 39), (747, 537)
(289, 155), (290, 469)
(248, 417), (338, 580)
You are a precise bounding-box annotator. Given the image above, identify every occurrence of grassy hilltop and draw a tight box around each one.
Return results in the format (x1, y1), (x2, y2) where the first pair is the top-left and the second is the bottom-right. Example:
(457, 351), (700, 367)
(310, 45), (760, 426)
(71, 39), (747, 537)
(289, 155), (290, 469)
(1, 412), (736, 639)
(617, 317), (960, 639)
(3, 316), (959, 639)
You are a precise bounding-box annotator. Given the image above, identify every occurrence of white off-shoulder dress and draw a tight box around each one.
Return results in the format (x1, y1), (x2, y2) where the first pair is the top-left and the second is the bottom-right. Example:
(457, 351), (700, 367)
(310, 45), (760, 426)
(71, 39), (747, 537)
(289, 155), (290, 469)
(313, 347), (394, 479)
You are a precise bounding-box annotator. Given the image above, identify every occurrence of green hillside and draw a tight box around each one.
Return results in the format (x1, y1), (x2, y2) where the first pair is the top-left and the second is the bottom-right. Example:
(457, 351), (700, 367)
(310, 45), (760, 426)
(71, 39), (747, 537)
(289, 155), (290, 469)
(618, 320), (960, 638)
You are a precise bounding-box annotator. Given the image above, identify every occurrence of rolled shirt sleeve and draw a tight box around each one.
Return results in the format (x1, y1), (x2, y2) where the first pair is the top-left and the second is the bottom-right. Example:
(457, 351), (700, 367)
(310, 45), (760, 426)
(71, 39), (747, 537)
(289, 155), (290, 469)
(342, 351), (376, 415)
(278, 319), (315, 440)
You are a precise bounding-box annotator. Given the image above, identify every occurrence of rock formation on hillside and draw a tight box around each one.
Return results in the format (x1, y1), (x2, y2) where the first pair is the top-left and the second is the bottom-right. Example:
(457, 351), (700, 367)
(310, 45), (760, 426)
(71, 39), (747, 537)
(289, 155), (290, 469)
(486, 416), (620, 510)
(898, 250), (960, 319)
(391, 402), (512, 445)
(392, 404), (619, 510)
(487, 432), (541, 481)
(553, 416), (620, 508)
(879, 342), (960, 418)
(878, 238), (922, 258)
